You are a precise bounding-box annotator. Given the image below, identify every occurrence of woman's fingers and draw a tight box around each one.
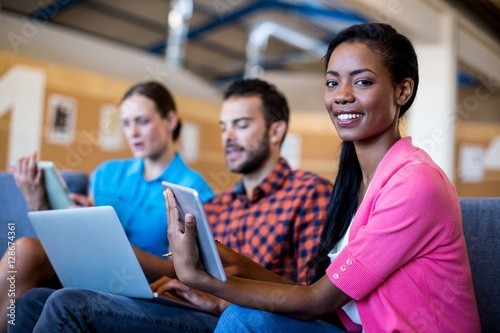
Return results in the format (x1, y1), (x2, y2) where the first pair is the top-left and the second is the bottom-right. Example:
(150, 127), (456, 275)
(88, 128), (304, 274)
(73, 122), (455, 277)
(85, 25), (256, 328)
(69, 193), (92, 207)
(27, 152), (38, 178)
(165, 188), (184, 234)
(165, 188), (207, 287)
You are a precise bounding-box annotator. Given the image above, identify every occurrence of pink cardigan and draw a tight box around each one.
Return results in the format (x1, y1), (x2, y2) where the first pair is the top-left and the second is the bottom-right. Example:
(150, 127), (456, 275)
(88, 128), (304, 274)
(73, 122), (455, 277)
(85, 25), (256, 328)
(327, 137), (480, 332)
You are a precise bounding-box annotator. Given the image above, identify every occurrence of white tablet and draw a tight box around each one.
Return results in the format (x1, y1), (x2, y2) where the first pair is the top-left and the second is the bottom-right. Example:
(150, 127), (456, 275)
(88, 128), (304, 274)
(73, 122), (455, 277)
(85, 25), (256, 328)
(38, 161), (73, 209)
(10, 160), (72, 210)
(162, 181), (227, 283)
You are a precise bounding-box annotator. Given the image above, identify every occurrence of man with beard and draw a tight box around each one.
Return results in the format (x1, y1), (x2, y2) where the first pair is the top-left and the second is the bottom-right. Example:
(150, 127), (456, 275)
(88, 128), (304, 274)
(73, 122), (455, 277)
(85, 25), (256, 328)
(12, 79), (333, 333)
(205, 78), (332, 285)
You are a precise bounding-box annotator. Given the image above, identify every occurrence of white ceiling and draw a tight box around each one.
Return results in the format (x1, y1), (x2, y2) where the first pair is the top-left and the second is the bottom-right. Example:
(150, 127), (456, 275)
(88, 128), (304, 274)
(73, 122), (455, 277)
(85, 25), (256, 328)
(3, 0), (498, 90)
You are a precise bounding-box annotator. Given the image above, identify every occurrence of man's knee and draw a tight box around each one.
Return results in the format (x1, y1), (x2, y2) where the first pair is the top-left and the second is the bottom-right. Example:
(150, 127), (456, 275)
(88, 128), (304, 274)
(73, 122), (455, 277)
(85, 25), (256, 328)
(11, 288), (56, 332)
(44, 288), (111, 315)
(16, 287), (55, 312)
(45, 288), (90, 309)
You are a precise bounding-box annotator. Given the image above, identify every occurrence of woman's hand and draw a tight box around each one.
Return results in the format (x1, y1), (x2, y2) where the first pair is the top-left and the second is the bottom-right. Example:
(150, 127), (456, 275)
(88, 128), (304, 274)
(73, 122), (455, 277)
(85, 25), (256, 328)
(9, 152), (50, 211)
(150, 276), (230, 315)
(164, 188), (215, 289)
(69, 193), (94, 207)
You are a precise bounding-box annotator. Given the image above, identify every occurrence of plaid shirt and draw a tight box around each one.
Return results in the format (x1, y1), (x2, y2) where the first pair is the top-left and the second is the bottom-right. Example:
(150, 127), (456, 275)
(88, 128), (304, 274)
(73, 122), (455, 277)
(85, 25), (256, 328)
(205, 158), (333, 285)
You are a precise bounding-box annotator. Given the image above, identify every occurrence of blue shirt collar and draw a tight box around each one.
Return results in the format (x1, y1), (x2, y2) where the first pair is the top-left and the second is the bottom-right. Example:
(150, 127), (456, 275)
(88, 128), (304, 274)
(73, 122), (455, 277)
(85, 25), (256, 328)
(124, 153), (185, 182)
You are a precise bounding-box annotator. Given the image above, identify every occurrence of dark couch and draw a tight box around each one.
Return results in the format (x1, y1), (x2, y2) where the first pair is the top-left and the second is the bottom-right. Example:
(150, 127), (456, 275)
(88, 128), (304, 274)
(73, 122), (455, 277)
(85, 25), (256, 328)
(460, 197), (500, 333)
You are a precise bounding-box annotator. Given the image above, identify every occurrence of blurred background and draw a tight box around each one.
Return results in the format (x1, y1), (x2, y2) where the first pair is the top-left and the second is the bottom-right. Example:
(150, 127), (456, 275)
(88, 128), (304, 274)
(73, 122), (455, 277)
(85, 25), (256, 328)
(1, 0), (499, 196)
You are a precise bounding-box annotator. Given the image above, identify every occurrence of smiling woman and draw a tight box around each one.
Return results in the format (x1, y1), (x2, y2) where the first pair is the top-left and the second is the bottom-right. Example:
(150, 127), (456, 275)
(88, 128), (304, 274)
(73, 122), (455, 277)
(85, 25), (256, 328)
(166, 23), (481, 333)
(324, 42), (415, 146)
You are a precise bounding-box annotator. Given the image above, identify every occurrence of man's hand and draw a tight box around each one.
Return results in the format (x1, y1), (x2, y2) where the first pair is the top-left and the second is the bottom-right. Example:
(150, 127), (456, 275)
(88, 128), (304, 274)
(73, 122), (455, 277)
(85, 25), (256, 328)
(150, 276), (230, 315)
(215, 241), (245, 277)
(216, 239), (295, 285)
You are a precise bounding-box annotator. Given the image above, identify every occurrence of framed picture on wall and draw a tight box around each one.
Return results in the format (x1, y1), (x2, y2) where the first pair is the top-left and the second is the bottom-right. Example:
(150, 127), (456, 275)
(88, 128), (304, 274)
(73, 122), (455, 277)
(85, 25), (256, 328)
(99, 103), (123, 151)
(281, 133), (302, 170)
(45, 94), (77, 145)
(180, 121), (200, 163)
(459, 143), (485, 183)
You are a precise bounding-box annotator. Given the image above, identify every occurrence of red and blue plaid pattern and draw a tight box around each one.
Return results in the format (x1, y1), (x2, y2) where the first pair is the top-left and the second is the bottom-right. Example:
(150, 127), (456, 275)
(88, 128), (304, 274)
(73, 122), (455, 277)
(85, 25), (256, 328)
(205, 158), (333, 285)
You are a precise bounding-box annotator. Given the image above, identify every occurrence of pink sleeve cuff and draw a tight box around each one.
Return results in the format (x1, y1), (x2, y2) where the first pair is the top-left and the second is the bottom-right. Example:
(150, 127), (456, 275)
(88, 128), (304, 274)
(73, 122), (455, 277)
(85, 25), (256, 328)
(326, 248), (383, 300)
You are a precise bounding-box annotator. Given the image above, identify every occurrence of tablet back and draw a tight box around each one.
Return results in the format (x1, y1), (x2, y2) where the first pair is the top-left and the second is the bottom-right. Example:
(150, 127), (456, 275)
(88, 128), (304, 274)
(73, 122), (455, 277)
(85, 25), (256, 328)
(38, 161), (73, 209)
(162, 181), (226, 283)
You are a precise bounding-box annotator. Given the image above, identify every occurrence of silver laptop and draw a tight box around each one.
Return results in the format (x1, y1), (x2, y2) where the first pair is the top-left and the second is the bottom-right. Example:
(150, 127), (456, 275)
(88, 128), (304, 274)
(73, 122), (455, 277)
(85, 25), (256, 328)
(27, 206), (216, 313)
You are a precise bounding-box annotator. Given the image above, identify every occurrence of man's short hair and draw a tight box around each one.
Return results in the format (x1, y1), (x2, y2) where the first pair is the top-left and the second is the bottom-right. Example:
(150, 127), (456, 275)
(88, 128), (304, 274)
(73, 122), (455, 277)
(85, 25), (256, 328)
(223, 78), (290, 129)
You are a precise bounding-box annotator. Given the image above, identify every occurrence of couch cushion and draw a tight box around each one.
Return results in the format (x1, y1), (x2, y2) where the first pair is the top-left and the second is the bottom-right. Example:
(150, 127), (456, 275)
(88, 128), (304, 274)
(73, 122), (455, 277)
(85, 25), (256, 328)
(0, 172), (36, 254)
(460, 197), (500, 333)
(60, 171), (89, 196)
(0, 171), (88, 255)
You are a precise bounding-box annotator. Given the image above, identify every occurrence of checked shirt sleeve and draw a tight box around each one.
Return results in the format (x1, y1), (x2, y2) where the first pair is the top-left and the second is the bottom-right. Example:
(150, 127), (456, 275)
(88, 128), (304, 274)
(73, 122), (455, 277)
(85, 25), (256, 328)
(293, 176), (333, 285)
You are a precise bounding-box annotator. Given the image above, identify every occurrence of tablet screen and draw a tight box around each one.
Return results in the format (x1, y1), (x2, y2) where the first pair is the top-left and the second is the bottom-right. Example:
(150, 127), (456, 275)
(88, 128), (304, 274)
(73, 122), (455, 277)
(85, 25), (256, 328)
(162, 181), (227, 283)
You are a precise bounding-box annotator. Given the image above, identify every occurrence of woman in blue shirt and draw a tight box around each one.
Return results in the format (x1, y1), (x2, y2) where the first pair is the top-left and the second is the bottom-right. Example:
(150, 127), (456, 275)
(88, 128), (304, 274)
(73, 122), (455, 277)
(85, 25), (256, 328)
(80, 81), (215, 257)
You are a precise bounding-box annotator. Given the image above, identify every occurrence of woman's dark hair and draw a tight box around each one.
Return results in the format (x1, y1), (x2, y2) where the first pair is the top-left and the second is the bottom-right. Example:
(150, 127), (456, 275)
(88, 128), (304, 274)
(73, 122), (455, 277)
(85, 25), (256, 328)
(307, 23), (419, 281)
(122, 81), (182, 141)
(223, 78), (289, 144)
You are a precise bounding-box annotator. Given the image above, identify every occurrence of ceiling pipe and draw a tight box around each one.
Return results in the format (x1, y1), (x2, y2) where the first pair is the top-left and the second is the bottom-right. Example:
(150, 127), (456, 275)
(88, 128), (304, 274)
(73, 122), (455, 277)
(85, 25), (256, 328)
(244, 20), (328, 78)
(148, 1), (364, 53)
(166, 0), (193, 69)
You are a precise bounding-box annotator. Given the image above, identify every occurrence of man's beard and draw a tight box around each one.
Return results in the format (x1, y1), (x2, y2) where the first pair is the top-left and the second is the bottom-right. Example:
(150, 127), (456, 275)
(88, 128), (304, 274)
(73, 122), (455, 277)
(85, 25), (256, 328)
(227, 132), (271, 175)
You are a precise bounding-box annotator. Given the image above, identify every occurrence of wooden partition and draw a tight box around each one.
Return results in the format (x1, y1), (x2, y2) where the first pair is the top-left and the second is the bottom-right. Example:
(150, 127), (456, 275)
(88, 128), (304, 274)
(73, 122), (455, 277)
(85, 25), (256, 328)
(2, 51), (498, 196)
(0, 51), (131, 172)
(454, 121), (500, 197)
(0, 51), (231, 192)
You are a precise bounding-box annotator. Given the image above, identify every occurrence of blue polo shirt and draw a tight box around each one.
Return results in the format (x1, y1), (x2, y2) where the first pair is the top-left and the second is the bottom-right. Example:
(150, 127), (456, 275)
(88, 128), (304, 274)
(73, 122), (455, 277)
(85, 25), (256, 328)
(89, 153), (215, 257)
